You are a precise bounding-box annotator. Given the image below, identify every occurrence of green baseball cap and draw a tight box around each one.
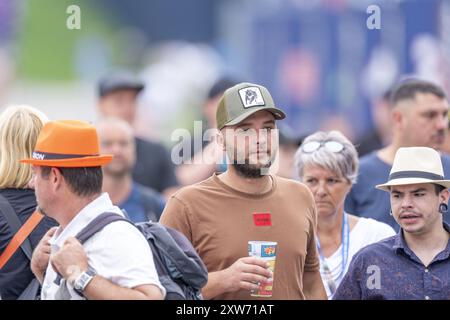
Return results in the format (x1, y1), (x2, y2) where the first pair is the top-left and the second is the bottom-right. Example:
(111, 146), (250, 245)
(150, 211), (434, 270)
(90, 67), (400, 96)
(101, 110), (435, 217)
(216, 82), (286, 130)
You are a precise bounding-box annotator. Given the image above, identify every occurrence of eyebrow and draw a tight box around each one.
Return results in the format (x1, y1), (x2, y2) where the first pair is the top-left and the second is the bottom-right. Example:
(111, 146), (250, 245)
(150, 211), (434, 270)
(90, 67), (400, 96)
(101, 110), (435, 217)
(236, 120), (275, 128)
(391, 188), (427, 194)
(236, 122), (251, 128)
(420, 108), (448, 114)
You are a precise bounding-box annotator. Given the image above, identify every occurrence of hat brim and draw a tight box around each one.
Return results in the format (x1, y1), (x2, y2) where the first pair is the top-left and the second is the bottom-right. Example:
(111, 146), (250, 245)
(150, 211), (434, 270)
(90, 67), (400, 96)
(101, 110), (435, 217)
(376, 177), (450, 192)
(222, 106), (286, 129)
(100, 84), (144, 97)
(20, 155), (113, 168)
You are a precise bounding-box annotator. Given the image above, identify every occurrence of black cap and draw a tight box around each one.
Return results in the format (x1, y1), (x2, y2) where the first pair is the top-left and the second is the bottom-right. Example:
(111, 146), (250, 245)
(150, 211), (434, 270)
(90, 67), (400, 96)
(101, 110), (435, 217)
(98, 70), (145, 97)
(207, 77), (240, 100)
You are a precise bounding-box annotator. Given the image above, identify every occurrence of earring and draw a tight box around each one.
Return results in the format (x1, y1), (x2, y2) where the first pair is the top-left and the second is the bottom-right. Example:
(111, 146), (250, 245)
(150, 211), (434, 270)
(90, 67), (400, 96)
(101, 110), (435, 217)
(439, 203), (448, 214)
(389, 210), (393, 216)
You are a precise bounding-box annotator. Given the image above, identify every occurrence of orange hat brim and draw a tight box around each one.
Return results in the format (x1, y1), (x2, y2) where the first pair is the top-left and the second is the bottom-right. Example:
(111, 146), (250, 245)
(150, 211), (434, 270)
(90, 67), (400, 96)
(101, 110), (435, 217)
(20, 154), (113, 167)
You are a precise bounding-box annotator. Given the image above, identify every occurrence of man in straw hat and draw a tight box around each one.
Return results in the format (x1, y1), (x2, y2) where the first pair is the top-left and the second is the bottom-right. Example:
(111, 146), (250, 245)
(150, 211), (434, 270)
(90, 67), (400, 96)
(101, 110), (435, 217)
(161, 82), (326, 300)
(25, 120), (165, 300)
(334, 147), (450, 300)
(345, 79), (450, 230)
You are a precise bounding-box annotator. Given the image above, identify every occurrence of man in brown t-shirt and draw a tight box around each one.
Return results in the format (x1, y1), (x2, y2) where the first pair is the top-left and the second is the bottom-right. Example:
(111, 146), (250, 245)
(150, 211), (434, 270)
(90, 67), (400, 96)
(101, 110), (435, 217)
(160, 82), (326, 300)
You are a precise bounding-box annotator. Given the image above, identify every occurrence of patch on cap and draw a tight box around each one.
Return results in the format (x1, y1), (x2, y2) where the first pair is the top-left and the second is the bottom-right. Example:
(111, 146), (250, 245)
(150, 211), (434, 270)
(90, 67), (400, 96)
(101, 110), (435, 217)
(238, 87), (265, 108)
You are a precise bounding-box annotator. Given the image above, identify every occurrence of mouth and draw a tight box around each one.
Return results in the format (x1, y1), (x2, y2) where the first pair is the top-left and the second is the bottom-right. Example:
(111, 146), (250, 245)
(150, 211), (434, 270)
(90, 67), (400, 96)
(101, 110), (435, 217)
(249, 152), (271, 163)
(432, 134), (445, 144)
(399, 212), (422, 224)
(250, 150), (270, 156)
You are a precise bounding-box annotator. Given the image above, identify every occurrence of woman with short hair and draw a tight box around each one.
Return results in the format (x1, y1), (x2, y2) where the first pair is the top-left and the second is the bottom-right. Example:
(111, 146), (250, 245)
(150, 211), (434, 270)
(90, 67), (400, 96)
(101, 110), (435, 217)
(295, 130), (395, 299)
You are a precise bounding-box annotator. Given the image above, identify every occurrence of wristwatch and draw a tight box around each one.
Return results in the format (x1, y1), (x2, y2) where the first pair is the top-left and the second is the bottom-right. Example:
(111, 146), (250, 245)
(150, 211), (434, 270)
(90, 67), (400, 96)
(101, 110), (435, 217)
(73, 269), (96, 296)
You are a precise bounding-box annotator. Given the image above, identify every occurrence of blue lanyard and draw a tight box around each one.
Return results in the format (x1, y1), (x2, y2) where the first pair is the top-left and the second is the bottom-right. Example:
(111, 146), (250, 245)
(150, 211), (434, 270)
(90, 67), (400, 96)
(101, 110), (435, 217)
(316, 213), (350, 293)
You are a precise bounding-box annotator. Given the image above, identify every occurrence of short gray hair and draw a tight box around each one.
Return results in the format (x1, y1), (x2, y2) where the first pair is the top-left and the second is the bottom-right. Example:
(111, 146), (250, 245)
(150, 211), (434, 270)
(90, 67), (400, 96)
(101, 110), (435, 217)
(295, 131), (359, 184)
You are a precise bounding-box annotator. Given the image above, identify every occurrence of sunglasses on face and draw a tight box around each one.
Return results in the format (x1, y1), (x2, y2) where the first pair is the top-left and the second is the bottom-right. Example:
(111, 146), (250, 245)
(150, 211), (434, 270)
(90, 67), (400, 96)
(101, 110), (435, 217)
(301, 140), (345, 153)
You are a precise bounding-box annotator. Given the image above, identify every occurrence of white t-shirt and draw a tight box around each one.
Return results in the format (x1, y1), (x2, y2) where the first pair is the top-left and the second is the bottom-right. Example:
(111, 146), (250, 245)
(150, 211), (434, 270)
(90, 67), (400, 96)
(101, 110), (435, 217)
(41, 193), (165, 300)
(319, 217), (396, 299)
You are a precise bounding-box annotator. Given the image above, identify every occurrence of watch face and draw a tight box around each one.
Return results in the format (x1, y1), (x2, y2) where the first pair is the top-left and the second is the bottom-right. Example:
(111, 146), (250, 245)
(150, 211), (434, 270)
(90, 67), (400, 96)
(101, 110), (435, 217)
(74, 271), (95, 292)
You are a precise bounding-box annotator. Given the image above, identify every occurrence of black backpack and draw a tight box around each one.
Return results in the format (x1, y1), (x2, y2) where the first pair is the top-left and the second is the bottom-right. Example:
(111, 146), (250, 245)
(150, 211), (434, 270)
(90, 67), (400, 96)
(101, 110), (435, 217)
(73, 212), (208, 300)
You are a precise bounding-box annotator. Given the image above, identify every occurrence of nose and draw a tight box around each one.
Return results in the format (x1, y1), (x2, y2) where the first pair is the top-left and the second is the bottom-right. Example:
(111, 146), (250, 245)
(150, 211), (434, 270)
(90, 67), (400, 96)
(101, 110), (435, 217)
(436, 113), (448, 130)
(257, 128), (274, 152)
(315, 181), (329, 198)
(109, 142), (124, 156)
(256, 129), (268, 145)
(400, 193), (414, 210)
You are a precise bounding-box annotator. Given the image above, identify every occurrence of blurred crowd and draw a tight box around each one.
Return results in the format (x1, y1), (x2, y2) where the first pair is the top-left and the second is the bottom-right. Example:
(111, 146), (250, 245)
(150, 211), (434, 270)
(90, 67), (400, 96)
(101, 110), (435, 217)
(0, 73), (449, 300)
(1, 0), (450, 302)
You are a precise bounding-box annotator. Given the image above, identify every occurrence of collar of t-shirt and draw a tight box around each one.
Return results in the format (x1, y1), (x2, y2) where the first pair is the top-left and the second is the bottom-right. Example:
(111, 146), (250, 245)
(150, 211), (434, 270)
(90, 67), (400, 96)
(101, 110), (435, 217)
(212, 173), (277, 199)
(49, 192), (124, 250)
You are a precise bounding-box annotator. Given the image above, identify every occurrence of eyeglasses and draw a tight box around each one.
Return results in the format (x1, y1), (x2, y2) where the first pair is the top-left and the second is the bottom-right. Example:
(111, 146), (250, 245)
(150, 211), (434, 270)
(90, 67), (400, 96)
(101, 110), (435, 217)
(301, 140), (345, 153)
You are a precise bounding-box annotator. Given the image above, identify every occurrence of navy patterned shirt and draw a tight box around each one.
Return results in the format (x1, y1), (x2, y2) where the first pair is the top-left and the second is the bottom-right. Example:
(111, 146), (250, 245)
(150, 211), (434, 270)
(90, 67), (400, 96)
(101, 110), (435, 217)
(333, 223), (450, 300)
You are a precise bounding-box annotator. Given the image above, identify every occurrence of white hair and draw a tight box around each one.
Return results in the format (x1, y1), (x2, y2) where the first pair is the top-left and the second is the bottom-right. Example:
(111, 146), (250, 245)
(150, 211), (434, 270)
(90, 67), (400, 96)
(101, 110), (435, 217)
(295, 130), (359, 184)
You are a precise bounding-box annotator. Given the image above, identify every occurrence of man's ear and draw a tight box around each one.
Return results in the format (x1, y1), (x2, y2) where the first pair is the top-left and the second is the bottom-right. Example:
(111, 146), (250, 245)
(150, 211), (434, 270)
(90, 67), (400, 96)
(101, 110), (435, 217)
(50, 167), (63, 192)
(440, 188), (450, 204)
(97, 99), (107, 117)
(392, 109), (404, 129)
(217, 130), (226, 151)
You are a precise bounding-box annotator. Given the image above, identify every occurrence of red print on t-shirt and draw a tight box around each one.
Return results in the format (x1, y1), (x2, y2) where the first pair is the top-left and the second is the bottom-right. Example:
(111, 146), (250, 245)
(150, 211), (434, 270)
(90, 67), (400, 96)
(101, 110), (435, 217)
(253, 213), (272, 226)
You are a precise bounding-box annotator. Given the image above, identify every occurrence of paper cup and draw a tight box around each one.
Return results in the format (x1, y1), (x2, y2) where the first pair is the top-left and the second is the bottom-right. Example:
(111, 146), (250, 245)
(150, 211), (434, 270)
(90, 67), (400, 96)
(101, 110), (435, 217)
(248, 241), (277, 297)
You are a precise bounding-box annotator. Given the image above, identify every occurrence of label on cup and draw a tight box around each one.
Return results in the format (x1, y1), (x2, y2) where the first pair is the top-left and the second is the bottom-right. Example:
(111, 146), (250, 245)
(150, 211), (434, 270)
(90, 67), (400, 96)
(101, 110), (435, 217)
(248, 241), (277, 297)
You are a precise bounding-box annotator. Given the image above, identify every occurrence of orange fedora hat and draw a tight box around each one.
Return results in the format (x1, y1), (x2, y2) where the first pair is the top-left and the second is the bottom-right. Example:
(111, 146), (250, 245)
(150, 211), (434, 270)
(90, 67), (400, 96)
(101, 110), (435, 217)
(21, 120), (113, 167)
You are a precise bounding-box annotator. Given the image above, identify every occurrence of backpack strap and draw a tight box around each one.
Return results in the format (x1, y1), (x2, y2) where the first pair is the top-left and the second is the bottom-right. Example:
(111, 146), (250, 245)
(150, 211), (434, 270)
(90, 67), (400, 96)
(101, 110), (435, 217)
(53, 212), (131, 285)
(0, 208), (43, 269)
(0, 194), (38, 262)
(75, 212), (131, 244)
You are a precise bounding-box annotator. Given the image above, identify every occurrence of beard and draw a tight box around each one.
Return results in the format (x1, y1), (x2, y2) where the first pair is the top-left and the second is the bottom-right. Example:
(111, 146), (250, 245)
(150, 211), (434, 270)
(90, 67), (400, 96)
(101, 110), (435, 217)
(232, 153), (275, 178)
(103, 162), (133, 179)
(226, 140), (278, 178)
(233, 163), (271, 178)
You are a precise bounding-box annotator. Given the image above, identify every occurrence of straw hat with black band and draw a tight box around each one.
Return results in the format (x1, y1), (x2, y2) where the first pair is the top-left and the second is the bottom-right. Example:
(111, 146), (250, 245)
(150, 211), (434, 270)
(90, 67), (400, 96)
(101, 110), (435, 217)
(376, 147), (450, 191)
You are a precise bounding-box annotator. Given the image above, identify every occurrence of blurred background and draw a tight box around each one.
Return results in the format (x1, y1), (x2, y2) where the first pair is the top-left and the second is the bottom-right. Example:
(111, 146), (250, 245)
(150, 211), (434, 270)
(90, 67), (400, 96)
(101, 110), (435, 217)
(1, 0), (449, 147)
